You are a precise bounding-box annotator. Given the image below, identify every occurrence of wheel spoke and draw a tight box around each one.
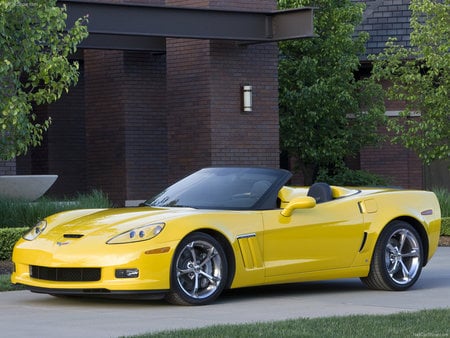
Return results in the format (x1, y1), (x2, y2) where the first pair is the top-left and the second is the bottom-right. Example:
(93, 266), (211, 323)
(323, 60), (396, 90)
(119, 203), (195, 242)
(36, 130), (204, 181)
(398, 231), (407, 251)
(401, 249), (419, 258)
(192, 274), (199, 297)
(199, 270), (221, 284)
(187, 242), (197, 262)
(386, 242), (396, 253)
(199, 247), (217, 268)
(388, 260), (399, 275)
(398, 259), (411, 280)
(177, 267), (194, 276)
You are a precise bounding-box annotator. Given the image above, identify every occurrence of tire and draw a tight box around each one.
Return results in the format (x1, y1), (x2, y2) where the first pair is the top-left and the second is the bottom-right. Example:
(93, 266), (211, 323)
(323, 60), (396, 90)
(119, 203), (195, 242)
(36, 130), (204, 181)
(166, 232), (228, 305)
(361, 220), (423, 291)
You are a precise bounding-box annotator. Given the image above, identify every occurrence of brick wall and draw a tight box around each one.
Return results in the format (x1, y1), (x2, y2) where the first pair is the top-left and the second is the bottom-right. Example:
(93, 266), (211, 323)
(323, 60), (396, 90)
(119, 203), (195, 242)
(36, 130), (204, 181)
(46, 65), (87, 196)
(360, 125), (423, 189)
(0, 160), (16, 175)
(209, 41), (279, 168)
(15, 63), (86, 197)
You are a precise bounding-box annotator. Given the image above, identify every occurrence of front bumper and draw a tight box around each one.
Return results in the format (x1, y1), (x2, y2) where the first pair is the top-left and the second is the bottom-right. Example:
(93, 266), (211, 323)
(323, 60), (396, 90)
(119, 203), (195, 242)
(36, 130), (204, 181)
(11, 239), (176, 294)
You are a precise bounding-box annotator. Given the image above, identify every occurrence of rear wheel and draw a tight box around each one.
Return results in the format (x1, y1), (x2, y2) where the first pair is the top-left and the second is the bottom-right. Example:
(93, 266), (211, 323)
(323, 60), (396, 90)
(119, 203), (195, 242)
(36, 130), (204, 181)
(361, 220), (423, 291)
(166, 232), (228, 305)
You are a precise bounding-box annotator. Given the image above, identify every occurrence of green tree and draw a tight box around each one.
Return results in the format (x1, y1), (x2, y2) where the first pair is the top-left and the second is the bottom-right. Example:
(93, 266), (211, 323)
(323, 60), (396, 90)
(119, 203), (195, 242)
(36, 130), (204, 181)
(278, 0), (385, 184)
(0, 0), (88, 160)
(371, 0), (449, 165)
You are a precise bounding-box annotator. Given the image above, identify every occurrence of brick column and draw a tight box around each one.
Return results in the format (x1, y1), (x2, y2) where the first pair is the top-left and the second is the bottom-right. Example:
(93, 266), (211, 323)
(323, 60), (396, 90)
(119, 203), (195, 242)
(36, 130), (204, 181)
(84, 50), (167, 204)
(166, 0), (279, 182)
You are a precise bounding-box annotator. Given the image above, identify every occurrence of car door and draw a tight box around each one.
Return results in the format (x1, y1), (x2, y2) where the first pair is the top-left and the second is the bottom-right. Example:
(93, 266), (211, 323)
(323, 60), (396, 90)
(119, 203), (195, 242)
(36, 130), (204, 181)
(263, 199), (366, 277)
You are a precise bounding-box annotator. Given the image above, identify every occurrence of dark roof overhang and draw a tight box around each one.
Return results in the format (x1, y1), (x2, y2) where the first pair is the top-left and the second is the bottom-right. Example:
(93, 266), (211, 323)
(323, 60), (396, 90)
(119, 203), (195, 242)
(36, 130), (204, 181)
(59, 0), (314, 51)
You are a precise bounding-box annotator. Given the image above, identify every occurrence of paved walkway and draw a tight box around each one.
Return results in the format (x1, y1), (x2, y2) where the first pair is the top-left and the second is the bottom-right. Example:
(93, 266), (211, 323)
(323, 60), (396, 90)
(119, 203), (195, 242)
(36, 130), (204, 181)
(1, 247), (449, 338)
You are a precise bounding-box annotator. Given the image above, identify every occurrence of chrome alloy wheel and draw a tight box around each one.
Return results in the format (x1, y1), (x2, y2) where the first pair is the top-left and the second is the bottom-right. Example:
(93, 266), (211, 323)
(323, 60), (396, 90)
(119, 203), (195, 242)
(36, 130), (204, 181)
(175, 239), (224, 300)
(385, 228), (421, 285)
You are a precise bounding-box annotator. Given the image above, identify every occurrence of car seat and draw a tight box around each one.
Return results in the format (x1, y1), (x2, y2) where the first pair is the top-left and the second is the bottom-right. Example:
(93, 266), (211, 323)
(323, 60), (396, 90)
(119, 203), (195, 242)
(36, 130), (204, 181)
(307, 182), (332, 203)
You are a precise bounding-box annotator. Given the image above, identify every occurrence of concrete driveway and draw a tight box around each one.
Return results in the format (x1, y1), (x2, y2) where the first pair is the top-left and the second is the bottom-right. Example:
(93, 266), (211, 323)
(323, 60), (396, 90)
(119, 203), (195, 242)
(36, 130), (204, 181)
(1, 247), (449, 338)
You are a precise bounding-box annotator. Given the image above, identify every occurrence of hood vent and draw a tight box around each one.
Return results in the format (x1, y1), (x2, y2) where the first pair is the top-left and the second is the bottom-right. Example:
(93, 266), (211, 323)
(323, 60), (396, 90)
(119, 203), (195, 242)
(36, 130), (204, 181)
(63, 234), (84, 239)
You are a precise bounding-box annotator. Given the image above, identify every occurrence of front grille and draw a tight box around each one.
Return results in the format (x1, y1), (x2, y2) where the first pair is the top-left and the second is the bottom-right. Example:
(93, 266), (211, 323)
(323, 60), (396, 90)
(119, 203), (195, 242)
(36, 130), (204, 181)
(30, 266), (101, 282)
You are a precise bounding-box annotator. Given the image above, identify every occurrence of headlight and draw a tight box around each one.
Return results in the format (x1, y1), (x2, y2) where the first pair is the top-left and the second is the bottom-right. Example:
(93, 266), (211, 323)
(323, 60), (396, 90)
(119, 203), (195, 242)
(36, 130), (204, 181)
(23, 220), (47, 241)
(106, 223), (165, 244)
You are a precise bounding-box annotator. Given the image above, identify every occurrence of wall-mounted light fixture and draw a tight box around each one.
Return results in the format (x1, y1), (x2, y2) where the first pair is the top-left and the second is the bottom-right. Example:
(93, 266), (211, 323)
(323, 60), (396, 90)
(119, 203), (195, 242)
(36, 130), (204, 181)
(242, 85), (252, 112)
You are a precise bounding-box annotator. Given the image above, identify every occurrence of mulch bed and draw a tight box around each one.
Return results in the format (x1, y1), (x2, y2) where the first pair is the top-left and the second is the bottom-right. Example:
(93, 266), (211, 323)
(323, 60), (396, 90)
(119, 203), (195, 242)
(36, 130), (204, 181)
(1, 237), (448, 276)
(0, 261), (13, 275)
(439, 235), (450, 247)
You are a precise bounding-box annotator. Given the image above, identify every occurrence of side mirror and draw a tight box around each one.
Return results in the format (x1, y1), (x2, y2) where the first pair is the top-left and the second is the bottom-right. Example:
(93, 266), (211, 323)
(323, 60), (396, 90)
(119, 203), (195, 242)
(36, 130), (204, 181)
(281, 196), (316, 217)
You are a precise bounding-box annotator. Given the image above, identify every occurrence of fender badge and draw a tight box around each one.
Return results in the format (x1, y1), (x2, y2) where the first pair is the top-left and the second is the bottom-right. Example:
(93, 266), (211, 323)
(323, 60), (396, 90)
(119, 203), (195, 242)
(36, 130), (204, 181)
(56, 241), (70, 246)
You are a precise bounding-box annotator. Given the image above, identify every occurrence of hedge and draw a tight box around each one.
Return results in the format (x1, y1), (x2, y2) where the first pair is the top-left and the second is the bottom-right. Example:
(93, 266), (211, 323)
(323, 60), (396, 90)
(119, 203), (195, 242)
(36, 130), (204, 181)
(0, 228), (28, 260)
(441, 217), (450, 236)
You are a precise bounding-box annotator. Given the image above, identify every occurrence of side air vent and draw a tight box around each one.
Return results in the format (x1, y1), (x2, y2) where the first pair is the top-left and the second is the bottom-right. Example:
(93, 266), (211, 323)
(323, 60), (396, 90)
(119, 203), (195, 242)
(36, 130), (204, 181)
(359, 232), (368, 252)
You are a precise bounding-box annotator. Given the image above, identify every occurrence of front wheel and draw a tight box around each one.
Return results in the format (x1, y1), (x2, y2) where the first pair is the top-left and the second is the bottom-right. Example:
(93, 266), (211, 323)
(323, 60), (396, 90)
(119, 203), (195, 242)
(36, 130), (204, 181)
(166, 232), (228, 305)
(361, 221), (423, 291)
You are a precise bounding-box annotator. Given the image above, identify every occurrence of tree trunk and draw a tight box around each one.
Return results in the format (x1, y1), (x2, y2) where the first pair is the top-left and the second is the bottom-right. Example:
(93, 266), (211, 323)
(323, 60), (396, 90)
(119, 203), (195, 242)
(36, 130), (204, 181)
(300, 162), (317, 186)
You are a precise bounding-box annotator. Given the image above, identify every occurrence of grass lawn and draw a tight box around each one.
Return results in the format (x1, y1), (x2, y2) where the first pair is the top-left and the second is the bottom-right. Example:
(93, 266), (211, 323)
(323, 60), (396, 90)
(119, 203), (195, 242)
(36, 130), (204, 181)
(0, 274), (23, 291)
(125, 308), (450, 337)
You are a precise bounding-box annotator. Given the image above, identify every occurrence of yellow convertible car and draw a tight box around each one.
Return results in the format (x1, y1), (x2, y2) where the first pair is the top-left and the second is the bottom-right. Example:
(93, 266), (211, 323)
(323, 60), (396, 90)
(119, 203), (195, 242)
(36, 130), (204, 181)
(12, 167), (441, 305)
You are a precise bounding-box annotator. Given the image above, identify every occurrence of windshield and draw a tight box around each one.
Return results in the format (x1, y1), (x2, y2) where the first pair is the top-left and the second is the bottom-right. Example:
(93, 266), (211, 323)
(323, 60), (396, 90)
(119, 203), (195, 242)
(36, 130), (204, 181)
(146, 167), (290, 210)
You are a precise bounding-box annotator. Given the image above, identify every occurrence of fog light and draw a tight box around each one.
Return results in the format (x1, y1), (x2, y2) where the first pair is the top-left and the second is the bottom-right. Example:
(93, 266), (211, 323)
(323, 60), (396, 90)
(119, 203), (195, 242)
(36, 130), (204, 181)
(115, 268), (139, 278)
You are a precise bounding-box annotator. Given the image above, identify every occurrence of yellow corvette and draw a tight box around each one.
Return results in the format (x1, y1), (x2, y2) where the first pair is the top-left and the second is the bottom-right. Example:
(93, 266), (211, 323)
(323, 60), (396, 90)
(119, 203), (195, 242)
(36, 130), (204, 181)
(12, 167), (441, 305)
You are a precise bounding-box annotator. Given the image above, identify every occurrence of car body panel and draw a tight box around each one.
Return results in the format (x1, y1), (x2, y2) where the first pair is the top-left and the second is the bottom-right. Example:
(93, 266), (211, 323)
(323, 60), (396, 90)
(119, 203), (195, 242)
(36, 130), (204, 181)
(263, 200), (365, 277)
(11, 168), (441, 300)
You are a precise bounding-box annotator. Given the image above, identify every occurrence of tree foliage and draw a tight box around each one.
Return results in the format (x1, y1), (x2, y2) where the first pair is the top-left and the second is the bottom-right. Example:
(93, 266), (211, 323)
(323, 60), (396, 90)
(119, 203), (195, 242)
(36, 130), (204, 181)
(0, 0), (88, 160)
(371, 0), (449, 165)
(278, 0), (385, 184)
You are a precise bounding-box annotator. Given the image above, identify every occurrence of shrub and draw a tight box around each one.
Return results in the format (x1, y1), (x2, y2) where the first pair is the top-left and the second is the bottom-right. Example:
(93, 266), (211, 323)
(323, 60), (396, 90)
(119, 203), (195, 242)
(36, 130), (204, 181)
(433, 188), (449, 235)
(433, 187), (449, 218)
(441, 218), (450, 236)
(0, 227), (28, 260)
(316, 167), (390, 187)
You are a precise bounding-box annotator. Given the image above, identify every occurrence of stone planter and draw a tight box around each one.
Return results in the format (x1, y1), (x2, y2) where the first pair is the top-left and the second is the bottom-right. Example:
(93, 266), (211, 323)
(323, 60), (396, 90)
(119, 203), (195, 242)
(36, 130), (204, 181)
(0, 175), (58, 201)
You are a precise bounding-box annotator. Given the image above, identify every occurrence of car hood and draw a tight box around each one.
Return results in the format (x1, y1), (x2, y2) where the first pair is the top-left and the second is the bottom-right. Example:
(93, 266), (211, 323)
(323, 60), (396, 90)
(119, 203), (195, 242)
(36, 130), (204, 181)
(43, 207), (198, 238)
